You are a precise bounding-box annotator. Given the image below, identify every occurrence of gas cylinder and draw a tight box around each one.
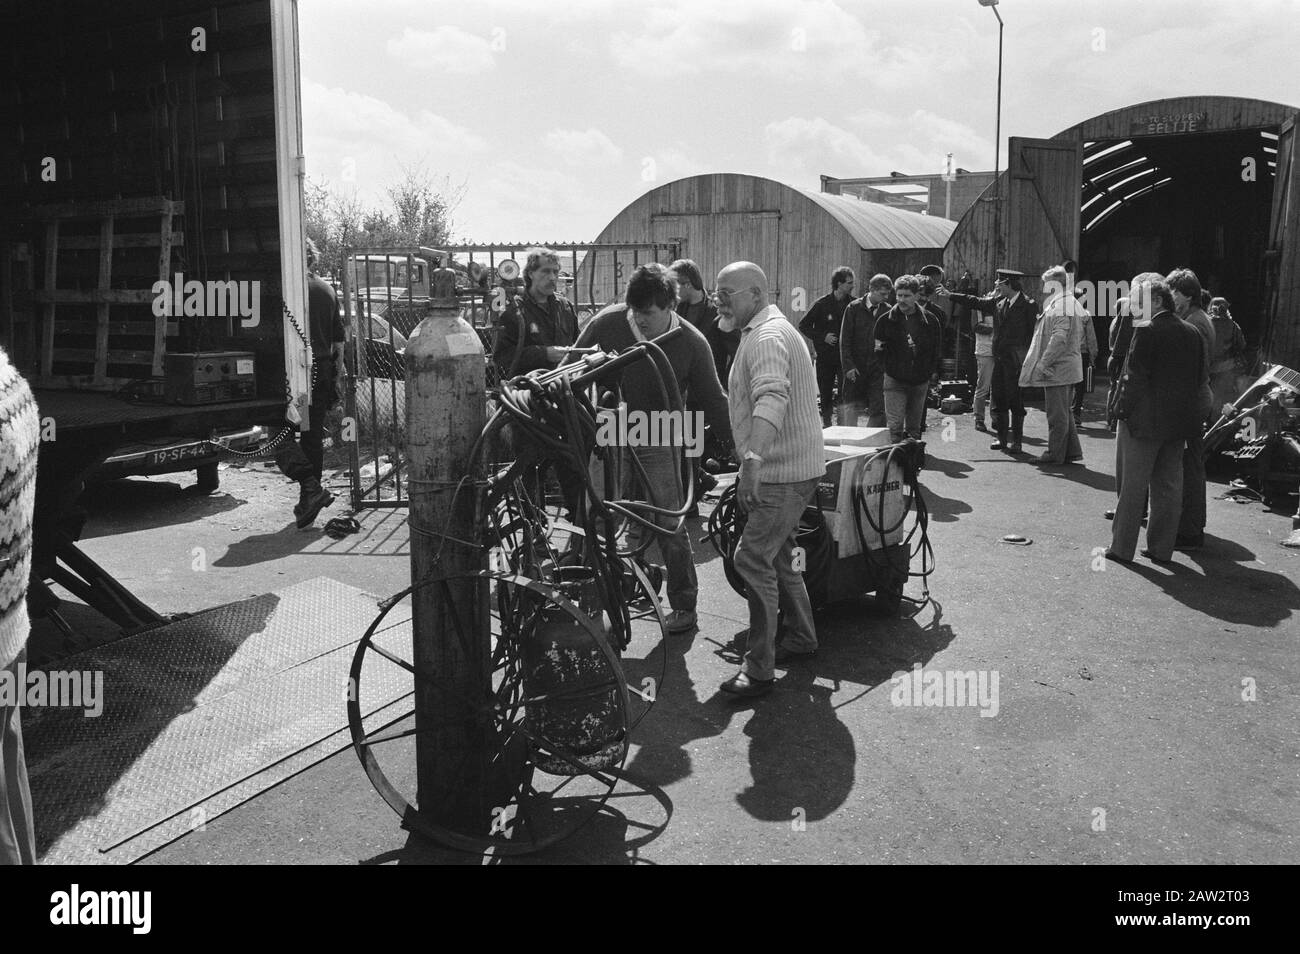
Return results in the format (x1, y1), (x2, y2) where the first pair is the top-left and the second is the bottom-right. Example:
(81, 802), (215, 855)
(522, 566), (625, 775)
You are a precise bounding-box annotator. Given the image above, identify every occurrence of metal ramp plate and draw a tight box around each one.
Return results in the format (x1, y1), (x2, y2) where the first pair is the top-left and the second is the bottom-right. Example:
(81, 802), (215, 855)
(25, 577), (413, 864)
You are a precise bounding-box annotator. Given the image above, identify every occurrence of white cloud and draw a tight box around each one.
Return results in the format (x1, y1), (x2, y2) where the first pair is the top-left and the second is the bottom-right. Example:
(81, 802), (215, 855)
(764, 117), (892, 179)
(609, 0), (879, 77)
(386, 26), (498, 75)
(302, 82), (486, 201)
(544, 128), (624, 166)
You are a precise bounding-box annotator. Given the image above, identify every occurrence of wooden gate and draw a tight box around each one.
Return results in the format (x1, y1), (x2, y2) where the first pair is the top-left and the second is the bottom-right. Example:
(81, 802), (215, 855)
(1262, 114), (1300, 369)
(1005, 137), (1083, 284)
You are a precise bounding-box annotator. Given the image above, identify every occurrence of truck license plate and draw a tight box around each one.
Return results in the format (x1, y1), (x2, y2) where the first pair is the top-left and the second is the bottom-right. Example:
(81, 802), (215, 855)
(147, 444), (206, 466)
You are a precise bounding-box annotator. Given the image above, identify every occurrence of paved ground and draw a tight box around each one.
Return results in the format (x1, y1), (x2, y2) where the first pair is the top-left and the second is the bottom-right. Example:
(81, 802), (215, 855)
(32, 395), (1300, 864)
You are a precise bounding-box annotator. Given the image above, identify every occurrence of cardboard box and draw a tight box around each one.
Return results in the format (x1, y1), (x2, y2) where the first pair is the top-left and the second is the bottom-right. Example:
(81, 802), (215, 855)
(821, 425), (892, 447)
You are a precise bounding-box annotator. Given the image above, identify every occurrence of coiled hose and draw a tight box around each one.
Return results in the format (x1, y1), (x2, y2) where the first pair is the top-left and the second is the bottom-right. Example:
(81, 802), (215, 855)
(705, 442), (933, 608)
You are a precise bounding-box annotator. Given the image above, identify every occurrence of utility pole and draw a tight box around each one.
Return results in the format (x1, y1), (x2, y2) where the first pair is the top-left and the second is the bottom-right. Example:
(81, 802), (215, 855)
(980, 0), (1006, 272)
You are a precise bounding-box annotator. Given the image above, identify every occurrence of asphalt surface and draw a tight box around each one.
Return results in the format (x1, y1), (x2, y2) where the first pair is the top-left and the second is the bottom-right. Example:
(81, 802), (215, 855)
(37, 396), (1300, 864)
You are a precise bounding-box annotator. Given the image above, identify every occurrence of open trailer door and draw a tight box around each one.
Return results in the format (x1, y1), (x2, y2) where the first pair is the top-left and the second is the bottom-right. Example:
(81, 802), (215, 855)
(1262, 114), (1300, 370)
(1005, 136), (1082, 282)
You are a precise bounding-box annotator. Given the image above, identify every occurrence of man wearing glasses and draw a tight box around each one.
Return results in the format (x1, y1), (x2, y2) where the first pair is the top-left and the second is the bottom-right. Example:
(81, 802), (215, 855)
(712, 262), (825, 699)
(938, 268), (1036, 453)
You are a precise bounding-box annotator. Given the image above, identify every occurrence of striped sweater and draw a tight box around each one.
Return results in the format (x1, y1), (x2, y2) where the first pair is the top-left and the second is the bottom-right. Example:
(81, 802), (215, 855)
(727, 306), (826, 483)
(1, 348), (39, 669)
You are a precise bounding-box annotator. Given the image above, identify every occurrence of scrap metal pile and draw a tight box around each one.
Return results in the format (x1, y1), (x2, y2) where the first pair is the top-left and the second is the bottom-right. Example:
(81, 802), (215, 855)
(1205, 364), (1300, 504)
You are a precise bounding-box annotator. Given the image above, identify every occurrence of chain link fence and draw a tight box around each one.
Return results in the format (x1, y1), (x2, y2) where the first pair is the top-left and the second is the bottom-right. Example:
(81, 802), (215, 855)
(341, 241), (681, 510)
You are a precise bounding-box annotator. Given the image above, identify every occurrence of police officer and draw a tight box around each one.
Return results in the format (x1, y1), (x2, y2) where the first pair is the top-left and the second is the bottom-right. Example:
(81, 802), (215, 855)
(939, 268), (1037, 453)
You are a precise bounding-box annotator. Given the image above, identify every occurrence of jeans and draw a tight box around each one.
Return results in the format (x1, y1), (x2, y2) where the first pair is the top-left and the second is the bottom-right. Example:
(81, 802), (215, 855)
(883, 375), (928, 442)
(1042, 384), (1082, 462)
(1073, 354), (1090, 417)
(1, 653), (36, 865)
(973, 355), (994, 423)
(734, 478), (819, 681)
(624, 444), (697, 612)
(1111, 423), (1184, 561)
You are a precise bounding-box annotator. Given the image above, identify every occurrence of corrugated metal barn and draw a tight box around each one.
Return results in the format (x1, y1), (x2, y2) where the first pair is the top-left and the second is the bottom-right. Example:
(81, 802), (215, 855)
(582, 173), (956, 315)
(942, 95), (1300, 367)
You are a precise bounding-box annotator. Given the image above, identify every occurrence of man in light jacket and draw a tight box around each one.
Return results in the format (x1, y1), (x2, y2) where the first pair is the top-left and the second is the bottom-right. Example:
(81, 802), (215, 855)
(1020, 265), (1086, 465)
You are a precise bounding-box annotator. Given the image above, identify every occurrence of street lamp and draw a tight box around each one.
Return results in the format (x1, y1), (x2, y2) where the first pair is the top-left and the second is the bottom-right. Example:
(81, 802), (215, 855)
(979, 0), (1004, 268)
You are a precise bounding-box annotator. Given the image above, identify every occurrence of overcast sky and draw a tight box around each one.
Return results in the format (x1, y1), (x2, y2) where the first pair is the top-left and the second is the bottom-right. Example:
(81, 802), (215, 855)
(299, 0), (1300, 243)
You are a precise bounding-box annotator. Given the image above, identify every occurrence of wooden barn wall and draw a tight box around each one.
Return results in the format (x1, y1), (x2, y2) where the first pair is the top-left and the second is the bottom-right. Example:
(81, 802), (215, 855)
(586, 174), (942, 321)
(942, 97), (1298, 293)
(943, 181), (1000, 284)
(0, 0), (285, 392)
(1264, 119), (1300, 369)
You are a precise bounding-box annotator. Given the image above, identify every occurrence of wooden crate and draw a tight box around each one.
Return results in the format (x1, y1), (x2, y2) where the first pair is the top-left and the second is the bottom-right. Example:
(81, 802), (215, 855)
(31, 197), (184, 390)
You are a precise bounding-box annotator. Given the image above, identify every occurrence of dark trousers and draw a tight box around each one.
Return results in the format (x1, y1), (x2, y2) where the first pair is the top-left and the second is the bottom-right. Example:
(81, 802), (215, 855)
(815, 357), (840, 427)
(276, 361), (336, 488)
(1112, 424), (1184, 561)
(1073, 355), (1090, 417)
(1179, 428), (1206, 538)
(842, 370), (886, 427)
(989, 350), (1026, 439)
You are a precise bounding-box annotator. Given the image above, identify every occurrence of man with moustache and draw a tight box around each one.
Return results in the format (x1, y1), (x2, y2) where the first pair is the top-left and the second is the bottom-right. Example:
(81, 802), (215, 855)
(874, 275), (943, 443)
(492, 246), (580, 376)
(713, 262), (825, 698)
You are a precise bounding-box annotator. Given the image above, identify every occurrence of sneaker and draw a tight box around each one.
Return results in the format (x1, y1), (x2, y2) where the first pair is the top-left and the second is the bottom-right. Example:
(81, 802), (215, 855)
(665, 609), (697, 633)
(294, 488), (334, 529)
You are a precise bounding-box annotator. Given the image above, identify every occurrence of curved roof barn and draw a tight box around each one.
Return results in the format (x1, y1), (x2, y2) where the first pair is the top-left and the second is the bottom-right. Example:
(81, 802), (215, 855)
(584, 173), (954, 311)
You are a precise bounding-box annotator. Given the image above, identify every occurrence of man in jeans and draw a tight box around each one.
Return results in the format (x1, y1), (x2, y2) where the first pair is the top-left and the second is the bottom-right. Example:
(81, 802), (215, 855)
(874, 275), (942, 443)
(713, 261), (825, 699)
(573, 264), (731, 634)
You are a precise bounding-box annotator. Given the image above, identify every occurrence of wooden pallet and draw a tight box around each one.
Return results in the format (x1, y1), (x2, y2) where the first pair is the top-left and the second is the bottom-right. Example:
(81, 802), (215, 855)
(30, 196), (183, 389)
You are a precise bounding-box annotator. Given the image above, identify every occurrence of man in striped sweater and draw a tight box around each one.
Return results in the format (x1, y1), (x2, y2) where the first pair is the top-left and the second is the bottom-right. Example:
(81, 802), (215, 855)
(714, 262), (826, 698)
(1, 346), (38, 864)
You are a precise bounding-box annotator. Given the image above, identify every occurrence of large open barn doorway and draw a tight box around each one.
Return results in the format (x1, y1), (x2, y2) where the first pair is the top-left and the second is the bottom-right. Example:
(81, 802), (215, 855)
(1078, 128), (1279, 341)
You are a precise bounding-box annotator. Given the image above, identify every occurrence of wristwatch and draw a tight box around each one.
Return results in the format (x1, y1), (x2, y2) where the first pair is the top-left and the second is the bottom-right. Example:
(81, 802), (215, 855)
(743, 450), (763, 462)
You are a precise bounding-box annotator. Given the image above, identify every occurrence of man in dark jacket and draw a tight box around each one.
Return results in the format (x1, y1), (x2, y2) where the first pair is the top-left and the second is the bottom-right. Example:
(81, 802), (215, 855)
(1107, 276), (1205, 563)
(840, 272), (892, 427)
(492, 247), (579, 376)
(939, 268), (1037, 453)
(573, 264), (731, 634)
(1167, 267), (1215, 551)
(275, 238), (344, 528)
(799, 266), (855, 426)
(492, 247), (583, 516)
(670, 258), (738, 385)
(874, 275), (942, 442)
